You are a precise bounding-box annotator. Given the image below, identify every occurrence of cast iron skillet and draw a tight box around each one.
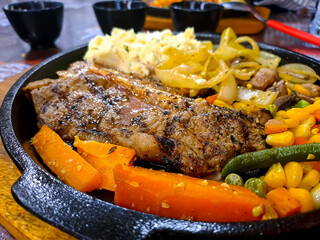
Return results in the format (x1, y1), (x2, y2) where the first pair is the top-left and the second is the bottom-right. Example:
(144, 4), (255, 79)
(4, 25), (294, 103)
(1, 33), (320, 240)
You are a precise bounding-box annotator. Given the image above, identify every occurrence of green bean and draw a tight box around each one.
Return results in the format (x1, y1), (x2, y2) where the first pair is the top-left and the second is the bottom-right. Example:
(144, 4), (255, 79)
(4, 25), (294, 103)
(221, 143), (320, 178)
(244, 178), (267, 198)
(225, 173), (243, 186)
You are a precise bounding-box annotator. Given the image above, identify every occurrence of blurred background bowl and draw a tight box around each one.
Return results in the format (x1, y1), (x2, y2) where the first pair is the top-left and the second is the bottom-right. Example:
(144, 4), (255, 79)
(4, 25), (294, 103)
(170, 1), (223, 33)
(93, 0), (147, 35)
(3, 1), (63, 49)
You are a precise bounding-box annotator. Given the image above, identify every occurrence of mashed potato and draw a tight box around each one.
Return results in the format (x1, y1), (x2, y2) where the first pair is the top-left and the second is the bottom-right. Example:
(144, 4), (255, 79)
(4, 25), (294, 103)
(84, 28), (205, 77)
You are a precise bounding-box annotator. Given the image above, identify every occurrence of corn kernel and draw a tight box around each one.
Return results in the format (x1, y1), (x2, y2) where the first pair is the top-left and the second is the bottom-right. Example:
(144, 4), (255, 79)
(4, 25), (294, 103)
(266, 131), (295, 147)
(288, 188), (314, 213)
(292, 124), (311, 139)
(301, 115), (316, 127)
(311, 128), (319, 135)
(275, 110), (286, 119)
(284, 118), (300, 128)
(307, 154), (316, 160)
(308, 134), (320, 143)
(298, 169), (320, 191)
(252, 205), (264, 217)
(284, 162), (303, 188)
(300, 162), (314, 174)
(262, 205), (278, 220)
(286, 108), (309, 122)
(233, 102), (247, 110)
(287, 87), (292, 96)
(264, 162), (286, 189)
(310, 183), (320, 209)
(213, 100), (233, 109)
(246, 83), (253, 89)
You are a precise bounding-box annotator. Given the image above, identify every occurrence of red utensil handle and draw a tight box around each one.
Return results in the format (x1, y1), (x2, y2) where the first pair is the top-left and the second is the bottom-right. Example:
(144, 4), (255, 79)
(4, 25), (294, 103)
(266, 19), (320, 47)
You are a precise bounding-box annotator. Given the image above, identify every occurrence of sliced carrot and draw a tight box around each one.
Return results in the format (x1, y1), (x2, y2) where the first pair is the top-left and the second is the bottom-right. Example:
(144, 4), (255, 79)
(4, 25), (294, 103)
(287, 188), (314, 213)
(313, 109), (320, 122)
(311, 161), (320, 172)
(32, 125), (102, 193)
(294, 136), (308, 145)
(206, 94), (218, 104)
(265, 187), (301, 218)
(265, 119), (288, 135)
(74, 136), (136, 191)
(114, 165), (268, 222)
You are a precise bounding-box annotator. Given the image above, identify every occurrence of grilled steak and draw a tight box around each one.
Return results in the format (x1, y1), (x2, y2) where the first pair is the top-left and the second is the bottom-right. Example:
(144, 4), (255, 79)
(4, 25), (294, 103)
(24, 61), (266, 177)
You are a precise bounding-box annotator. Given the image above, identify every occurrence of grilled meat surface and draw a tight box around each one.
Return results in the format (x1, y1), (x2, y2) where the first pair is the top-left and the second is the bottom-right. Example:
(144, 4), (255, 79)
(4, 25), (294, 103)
(24, 61), (266, 177)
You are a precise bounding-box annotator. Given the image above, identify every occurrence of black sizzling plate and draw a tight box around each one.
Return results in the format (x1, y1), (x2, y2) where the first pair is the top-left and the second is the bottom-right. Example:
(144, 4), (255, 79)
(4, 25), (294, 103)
(1, 33), (320, 240)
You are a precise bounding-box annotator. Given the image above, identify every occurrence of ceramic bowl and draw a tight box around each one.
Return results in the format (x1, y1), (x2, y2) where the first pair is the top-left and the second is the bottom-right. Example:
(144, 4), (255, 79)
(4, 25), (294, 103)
(170, 1), (223, 33)
(93, 0), (147, 35)
(3, 1), (63, 49)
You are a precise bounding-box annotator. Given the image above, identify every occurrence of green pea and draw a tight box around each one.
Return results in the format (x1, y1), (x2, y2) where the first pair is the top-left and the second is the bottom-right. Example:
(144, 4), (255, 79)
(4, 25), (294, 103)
(295, 99), (310, 108)
(225, 173), (244, 186)
(244, 178), (267, 198)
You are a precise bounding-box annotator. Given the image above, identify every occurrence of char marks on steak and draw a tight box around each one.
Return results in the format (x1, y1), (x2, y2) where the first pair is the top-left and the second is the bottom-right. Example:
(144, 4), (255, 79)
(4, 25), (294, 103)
(24, 61), (266, 177)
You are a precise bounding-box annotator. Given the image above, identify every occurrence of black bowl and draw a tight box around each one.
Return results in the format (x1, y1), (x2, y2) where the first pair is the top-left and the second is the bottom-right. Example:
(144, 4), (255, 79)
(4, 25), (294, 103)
(3, 1), (63, 49)
(170, 1), (223, 33)
(1, 35), (320, 239)
(93, 0), (147, 35)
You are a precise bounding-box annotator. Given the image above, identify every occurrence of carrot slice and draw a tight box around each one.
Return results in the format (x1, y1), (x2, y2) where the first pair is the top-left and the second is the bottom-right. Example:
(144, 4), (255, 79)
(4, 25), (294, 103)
(114, 165), (268, 222)
(32, 125), (102, 193)
(74, 136), (136, 191)
(265, 187), (301, 218)
(311, 161), (320, 172)
(294, 136), (308, 145)
(206, 94), (218, 104)
(265, 119), (288, 135)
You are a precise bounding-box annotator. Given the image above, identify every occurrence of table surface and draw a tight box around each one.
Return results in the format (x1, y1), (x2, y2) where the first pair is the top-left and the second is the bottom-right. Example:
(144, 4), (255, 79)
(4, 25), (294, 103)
(1, 0), (320, 239)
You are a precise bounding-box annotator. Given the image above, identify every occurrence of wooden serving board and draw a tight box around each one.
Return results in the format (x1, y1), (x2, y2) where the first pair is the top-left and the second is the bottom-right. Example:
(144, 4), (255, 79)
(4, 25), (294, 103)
(145, 6), (270, 35)
(0, 72), (76, 240)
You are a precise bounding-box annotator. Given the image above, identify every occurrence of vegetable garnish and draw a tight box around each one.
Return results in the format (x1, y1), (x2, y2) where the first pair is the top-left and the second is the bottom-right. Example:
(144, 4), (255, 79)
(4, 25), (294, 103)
(114, 164), (268, 222)
(32, 125), (102, 193)
(265, 187), (301, 218)
(74, 136), (136, 191)
(221, 143), (320, 178)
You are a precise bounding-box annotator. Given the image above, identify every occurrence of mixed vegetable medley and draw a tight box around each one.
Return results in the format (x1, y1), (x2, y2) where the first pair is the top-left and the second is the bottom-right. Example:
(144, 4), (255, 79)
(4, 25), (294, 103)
(30, 27), (320, 223)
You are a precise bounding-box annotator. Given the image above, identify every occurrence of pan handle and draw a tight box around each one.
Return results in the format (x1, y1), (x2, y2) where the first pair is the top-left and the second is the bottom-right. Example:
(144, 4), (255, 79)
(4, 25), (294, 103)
(266, 20), (320, 47)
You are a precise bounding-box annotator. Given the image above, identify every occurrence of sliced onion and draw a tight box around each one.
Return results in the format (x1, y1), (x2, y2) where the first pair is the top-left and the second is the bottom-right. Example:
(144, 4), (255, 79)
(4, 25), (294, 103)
(232, 61), (260, 80)
(235, 36), (260, 57)
(253, 51), (281, 69)
(277, 63), (320, 84)
(236, 86), (278, 108)
(217, 73), (238, 105)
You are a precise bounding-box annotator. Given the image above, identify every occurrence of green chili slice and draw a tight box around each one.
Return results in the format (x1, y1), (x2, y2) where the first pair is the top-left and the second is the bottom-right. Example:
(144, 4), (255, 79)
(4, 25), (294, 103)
(221, 143), (320, 178)
(295, 99), (311, 108)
